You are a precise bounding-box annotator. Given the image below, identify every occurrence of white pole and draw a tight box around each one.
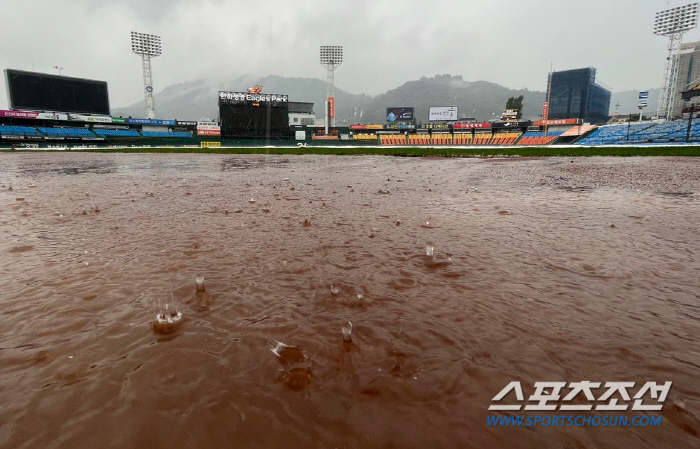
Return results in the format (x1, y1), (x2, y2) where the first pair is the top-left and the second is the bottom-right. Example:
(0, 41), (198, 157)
(325, 100), (329, 135)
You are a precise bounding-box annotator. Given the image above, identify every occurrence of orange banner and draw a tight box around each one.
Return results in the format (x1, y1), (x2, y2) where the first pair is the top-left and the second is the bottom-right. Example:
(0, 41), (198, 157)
(328, 97), (335, 119)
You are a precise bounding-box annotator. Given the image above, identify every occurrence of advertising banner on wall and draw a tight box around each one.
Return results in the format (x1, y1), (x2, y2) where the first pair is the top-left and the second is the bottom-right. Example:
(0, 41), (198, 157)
(350, 124), (384, 130)
(542, 102), (549, 121)
(532, 118), (582, 126)
(429, 106), (458, 121)
(452, 122), (492, 129)
(197, 121), (221, 136)
(386, 107), (414, 122)
(384, 123), (415, 130)
(68, 114), (112, 123)
(418, 123), (451, 130)
(125, 118), (176, 126)
(0, 110), (69, 120)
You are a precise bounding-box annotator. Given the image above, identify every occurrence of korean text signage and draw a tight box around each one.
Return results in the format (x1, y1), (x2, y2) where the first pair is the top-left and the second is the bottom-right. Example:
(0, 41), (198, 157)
(429, 106), (458, 121)
(125, 118), (176, 126)
(533, 118), (582, 126)
(0, 110), (68, 120)
(328, 97), (335, 119)
(453, 122), (491, 129)
(176, 121), (197, 127)
(386, 107), (414, 122)
(68, 113), (112, 123)
(418, 123), (450, 130)
(542, 102), (549, 121)
(197, 121), (221, 137)
(218, 91), (288, 104)
(384, 122), (415, 130)
(350, 124), (383, 130)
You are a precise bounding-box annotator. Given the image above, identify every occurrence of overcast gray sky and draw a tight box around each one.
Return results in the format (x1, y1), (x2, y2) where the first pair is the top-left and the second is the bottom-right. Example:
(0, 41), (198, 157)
(1, 0), (697, 110)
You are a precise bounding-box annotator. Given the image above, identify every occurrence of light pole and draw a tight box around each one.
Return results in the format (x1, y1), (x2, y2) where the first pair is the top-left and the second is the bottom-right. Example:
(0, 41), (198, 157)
(320, 46), (343, 133)
(53, 66), (64, 75)
(654, 3), (699, 121)
(131, 31), (162, 119)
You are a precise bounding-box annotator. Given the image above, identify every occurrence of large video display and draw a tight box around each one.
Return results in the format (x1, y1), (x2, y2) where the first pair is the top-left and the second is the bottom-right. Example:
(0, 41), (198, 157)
(386, 107), (414, 122)
(218, 91), (289, 139)
(5, 69), (110, 115)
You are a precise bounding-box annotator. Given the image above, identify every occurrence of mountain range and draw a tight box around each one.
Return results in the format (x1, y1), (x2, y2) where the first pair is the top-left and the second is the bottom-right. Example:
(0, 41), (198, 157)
(112, 74), (661, 124)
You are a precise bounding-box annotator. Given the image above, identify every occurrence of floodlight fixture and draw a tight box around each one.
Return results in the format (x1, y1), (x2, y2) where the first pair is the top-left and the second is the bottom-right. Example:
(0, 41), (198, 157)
(131, 31), (162, 119)
(654, 3), (698, 35)
(320, 46), (343, 67)
(654, 3), (699, 120)
(320, 46), (343, 130)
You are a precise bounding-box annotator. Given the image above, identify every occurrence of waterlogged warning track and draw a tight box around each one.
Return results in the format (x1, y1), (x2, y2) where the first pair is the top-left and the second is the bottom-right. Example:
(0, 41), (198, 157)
(0, 153), (699, 449)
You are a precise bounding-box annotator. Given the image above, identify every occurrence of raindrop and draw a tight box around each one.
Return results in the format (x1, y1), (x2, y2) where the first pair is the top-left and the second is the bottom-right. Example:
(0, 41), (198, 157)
(235, 208), (243, 213)
(249, 198), (256, 204)
(153, 303), (183, 334)
(425, 242), (435, 257)
(271, 341), (306, 364)
(195, 274), (205, 292)
(395, 220), (401, 226)
(342, 321), (353, 342)
(303, 218), (311, 227)
(330, 285), (340, 295)
(262, 207), (270, 212)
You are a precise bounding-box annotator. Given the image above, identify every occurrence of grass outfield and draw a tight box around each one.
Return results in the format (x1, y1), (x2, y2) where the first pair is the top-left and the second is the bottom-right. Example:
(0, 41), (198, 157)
(3, 145), (700, 157)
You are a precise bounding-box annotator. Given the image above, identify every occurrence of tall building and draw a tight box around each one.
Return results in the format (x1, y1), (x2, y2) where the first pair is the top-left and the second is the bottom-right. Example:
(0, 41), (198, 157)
(672, 40), (700, 118)
(547, 68), (611, 124)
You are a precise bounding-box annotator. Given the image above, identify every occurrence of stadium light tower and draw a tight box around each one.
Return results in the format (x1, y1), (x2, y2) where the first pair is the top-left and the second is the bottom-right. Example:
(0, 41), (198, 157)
(654, 3), (699, 120)
(320, 45), (343, 132)
(131, 31), (162, 119)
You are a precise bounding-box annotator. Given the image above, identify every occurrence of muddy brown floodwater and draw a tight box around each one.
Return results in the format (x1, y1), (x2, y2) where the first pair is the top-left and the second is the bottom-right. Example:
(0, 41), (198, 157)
(0, 153), (699, 449)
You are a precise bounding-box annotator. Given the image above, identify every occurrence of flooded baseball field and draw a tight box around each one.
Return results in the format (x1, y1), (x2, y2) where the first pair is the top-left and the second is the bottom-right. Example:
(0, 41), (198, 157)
(0, 152), (699, 448)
